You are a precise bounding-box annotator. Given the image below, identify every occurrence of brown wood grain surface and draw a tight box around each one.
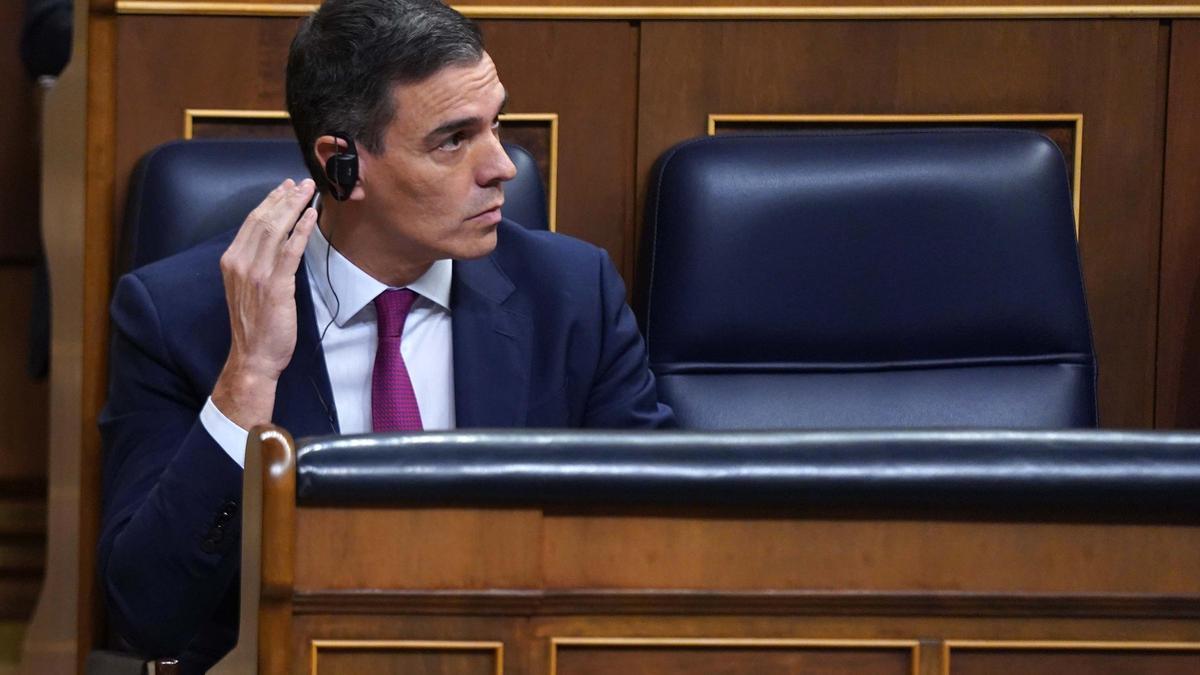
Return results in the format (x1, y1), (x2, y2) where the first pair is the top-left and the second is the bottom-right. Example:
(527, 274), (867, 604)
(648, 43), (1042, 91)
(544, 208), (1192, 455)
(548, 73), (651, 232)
(479, 21), (639, 273)
(114, 15), (301, 241)
(636, 19), (1167, 428)
(540, 515), (1200, 593)
(113, 17), (636, 269)
(0, 269), (49, 482)
(81, 9), (120, 668)
(0, 0), (48, 627)
(110, 0), (1200, 11)
(258, 428), (298, 675)
(555, 644), (913, 675)
(295, 509), (543, 591)
(292, 509), (1200, 595)
(0, 3), (42, 261)
(283, 598), (1200, 675)
(291, 589), (1200, 619)
(65, 10), (1200, 675)
(313, 646), (497, 675)
(1156, 20), (1200, 429)
(948, 648), (1200, 675)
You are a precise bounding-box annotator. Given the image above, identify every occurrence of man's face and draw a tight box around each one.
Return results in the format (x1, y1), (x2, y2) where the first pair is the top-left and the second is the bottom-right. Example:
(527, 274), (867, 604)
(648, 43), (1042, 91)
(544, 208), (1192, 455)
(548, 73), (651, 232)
(357, 51), (516, 266)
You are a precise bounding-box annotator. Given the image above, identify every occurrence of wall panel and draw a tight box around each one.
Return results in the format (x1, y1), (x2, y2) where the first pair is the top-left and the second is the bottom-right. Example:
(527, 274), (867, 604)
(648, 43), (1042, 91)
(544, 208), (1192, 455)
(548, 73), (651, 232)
(637, 20), (1168, 427)
(32, 5), (1200, 671)
(1156, 20), (1200, 429)
(114, 17), (637, 272)
(0, 0), (49, 638)
(479, 21), (639, 269)
(114, 15), (301, 242)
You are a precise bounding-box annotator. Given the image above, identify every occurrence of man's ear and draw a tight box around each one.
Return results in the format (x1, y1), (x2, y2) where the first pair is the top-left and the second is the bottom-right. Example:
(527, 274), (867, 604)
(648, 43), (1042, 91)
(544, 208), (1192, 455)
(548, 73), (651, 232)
(313, 134), (366, 201)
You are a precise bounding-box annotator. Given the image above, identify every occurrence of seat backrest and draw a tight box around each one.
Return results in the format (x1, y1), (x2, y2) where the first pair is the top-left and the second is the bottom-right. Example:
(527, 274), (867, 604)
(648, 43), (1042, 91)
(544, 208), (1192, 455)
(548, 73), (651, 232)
(637, 129), (1097, 429)
(119, 138), (547, 273)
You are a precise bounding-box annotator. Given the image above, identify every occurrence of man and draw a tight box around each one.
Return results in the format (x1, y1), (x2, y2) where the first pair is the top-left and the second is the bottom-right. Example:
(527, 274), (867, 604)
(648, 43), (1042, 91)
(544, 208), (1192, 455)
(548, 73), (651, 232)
(98, 0), (673, 670)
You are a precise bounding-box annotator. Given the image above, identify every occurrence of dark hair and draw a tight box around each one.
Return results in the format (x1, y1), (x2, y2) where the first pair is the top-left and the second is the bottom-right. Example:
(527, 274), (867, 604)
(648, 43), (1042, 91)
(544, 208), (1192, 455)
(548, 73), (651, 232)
(285, 0), (484, 191)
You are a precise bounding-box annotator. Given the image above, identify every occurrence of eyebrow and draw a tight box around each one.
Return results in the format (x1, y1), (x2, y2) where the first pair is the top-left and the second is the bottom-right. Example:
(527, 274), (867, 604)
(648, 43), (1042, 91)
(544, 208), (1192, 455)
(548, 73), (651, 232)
(424, 91), (508, 145)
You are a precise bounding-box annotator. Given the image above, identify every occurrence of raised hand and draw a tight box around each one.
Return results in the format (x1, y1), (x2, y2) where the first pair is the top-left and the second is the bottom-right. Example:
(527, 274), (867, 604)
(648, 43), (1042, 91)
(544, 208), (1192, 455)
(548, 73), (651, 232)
(211, 178), (318, 429)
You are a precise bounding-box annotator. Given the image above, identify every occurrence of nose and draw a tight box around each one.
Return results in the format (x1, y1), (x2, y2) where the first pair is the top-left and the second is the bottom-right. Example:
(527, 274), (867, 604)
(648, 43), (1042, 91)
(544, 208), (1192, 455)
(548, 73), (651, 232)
(479, 133), (518, 187)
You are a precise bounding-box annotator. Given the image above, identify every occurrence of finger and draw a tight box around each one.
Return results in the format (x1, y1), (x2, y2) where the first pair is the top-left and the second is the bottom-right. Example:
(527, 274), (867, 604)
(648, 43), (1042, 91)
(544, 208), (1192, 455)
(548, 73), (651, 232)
(252, 179), (316, 261)
(276, 207), (318, 276)
(228, 179), (295, 254)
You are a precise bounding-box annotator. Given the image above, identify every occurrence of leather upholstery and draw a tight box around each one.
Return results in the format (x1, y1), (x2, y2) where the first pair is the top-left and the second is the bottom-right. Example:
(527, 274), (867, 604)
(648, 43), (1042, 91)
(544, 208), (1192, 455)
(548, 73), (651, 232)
(637, 129), (1097, 429)
(294, 430), (1200, 519)
(119, 138), (547, 273)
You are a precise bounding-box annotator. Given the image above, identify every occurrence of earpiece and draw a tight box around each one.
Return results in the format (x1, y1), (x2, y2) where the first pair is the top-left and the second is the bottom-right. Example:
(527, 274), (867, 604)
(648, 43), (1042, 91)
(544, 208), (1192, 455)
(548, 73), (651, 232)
(323, 131), (359, 201)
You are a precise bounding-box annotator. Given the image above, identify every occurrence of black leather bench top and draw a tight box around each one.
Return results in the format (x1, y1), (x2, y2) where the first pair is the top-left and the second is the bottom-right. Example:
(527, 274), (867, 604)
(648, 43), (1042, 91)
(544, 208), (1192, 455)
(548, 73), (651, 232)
(294, 430), (1200, 520)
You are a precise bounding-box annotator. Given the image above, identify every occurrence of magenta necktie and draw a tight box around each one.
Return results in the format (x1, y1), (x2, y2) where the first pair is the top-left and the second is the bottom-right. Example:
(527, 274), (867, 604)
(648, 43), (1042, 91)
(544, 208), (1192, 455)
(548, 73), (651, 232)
(371, 289), (423, 432)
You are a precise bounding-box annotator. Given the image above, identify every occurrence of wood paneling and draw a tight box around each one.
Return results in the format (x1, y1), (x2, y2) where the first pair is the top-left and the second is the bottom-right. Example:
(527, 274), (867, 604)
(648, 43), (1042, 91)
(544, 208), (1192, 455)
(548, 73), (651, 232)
(312, 642), (499, 675)
(637, 20), (1167, 427)
(295, 509), (543, 590)
(114, 15), (302, 236)
(0, 494), (45, 622)
(0, 3), (41, 262)
(0, 267), (48, 626)
(112, 0), (1200, 14)
(1156, 20), (1200, 429)
(56, 8), (1200, 674)
(0, 270), (49, 483)
(0, 3), (49, 629)
(81, 7), (120, 667)
(541, 516), (1200, 593)
(114, 17), (635, 269)
(554, 641), (913, 675)
(947, 646), (1200, 675)
(479, 21), (639, 272)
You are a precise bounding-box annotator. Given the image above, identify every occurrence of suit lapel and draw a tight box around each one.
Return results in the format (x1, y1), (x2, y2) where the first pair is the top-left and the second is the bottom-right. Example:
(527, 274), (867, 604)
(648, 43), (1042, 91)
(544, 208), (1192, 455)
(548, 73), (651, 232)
(274, 261), (339, 438)
(452, 255), (531, 428)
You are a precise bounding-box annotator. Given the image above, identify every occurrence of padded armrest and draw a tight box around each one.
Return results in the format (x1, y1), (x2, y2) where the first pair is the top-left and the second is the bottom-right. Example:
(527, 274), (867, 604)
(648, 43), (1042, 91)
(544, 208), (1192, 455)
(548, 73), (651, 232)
(295, 429), (1200, 519)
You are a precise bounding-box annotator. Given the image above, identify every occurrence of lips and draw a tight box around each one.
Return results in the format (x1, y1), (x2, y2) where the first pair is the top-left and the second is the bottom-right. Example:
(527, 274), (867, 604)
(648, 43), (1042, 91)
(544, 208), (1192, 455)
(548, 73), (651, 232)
(468, 202), (504, 223)
(472, 203), (503, 217)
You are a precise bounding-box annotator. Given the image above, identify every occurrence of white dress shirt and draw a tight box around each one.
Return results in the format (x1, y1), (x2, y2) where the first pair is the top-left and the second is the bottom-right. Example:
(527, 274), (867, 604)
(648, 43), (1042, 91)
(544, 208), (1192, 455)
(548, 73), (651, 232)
(200, 223), (456, 467)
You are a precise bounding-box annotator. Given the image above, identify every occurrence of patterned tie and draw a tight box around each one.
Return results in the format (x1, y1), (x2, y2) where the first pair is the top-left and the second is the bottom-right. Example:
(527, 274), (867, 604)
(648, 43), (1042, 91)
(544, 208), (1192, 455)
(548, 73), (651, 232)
(371, 288), (423, 432)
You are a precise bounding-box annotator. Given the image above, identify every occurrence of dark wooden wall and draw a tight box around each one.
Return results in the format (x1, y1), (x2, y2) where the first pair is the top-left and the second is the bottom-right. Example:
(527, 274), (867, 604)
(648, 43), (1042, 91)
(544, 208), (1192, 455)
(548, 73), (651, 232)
(20, 1), (1200, 671)
(0, 0), (49, 633)
(105, 8), (1200, 430)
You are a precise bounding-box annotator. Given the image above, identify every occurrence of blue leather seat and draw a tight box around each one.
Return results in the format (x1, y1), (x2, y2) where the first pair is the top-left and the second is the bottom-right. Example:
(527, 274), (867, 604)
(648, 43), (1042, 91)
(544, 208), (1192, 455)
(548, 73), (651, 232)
(119, 137), (548, 272)
(637, 129), (1097, 429)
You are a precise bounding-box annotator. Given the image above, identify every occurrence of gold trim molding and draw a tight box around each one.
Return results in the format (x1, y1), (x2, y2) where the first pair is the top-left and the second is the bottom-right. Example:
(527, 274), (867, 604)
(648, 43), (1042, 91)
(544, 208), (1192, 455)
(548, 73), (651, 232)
(183, 108), (289, 139)
(115, 2), (1200, 19)
(550, 637), (921, 675)
(709, 113), (1083, 232)
(311, 639), (503, 675)
(941, 640), (1200, 675)
(497, 112), (559, 232)
(182, 108), (558, 231)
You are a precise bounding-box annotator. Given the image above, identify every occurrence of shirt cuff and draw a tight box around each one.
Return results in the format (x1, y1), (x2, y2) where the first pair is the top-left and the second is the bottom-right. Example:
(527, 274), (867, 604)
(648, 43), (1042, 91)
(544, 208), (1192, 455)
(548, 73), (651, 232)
(200, 396), (249, 469)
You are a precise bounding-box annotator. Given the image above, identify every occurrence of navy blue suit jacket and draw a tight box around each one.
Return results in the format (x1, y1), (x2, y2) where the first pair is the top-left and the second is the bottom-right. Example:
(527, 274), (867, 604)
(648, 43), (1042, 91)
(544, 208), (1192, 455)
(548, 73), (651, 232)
(98, 220), (673, 670)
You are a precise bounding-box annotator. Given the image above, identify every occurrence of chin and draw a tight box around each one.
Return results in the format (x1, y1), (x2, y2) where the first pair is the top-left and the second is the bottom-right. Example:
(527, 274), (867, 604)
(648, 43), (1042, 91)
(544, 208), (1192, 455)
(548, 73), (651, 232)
(449, 227), (499, 260)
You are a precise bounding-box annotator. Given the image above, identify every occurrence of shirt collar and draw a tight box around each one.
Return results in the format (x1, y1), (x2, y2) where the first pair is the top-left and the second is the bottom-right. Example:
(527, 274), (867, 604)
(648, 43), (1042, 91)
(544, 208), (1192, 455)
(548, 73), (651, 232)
(304, 219), (453, 327)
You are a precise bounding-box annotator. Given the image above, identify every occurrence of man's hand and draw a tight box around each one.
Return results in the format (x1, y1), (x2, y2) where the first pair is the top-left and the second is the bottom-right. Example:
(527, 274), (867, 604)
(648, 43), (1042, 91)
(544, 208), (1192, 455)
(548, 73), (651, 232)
(211, 178), (318, 429)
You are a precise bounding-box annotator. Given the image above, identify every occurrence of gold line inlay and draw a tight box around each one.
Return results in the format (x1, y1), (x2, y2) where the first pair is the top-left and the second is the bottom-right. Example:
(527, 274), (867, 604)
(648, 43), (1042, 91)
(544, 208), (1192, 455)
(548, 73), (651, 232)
(942, 640), (1200, 675)
(115, 3), (1200, 19)
(311, 639), (503, 675)
(497, 112), (560, 232)
(709, 113), (1083, 233)
(182, 108), (558, 231)
(550, 637), (920, 675)
(183, 108), (290, 140)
